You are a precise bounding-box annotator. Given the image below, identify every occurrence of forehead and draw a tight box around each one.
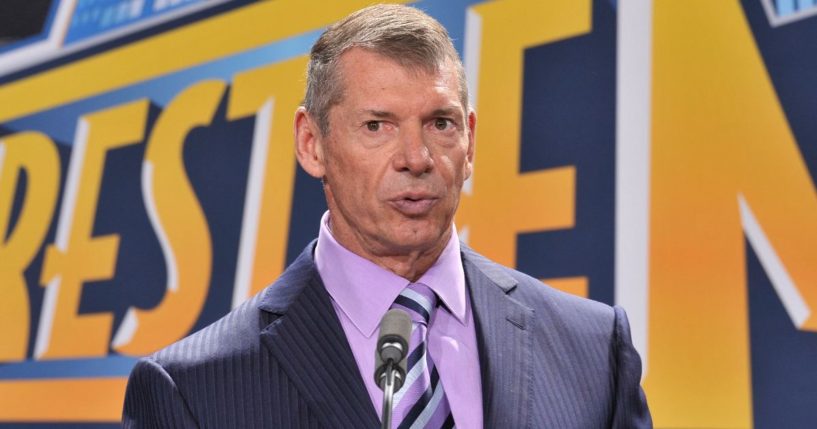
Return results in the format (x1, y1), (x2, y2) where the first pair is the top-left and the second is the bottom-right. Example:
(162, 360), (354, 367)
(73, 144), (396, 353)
(334, 48), (463, 112)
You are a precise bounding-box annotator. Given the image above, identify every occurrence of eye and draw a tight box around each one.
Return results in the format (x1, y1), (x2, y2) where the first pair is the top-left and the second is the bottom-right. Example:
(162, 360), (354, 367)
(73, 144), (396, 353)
(366, 121), (381, 132)
(434, 118), (453, 130)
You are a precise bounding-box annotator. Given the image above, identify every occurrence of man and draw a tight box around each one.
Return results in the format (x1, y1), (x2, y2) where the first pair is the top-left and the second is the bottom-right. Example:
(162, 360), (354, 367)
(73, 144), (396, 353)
(123, 4), (651, 428)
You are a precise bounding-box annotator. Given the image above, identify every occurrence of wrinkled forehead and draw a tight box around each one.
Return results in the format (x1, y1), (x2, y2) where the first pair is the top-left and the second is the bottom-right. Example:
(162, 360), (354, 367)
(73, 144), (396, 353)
(334, 48), (467, 113)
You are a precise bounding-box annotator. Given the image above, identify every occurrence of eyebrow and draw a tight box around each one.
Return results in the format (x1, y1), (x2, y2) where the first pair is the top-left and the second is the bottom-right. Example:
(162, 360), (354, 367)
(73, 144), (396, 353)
(430, 107), (462, 117)
(358, 109), (398, 120)
(358, 106), (463, 119)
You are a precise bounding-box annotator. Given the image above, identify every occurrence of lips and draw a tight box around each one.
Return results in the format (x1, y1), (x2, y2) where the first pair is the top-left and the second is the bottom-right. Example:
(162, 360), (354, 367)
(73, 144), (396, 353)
(388, 192), (439, 216)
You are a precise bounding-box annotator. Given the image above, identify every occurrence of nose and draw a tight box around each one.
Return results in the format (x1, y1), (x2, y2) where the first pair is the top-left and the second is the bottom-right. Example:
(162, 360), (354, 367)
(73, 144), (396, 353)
(393, 125), (433, 176)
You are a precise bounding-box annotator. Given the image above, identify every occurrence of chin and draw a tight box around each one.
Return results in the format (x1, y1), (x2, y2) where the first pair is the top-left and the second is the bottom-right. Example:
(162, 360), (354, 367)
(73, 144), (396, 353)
(389, 226), (447, 249)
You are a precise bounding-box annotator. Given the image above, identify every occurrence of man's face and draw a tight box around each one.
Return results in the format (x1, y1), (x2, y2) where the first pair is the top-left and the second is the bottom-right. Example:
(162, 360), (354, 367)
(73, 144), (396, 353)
(299, 48), (475, 267)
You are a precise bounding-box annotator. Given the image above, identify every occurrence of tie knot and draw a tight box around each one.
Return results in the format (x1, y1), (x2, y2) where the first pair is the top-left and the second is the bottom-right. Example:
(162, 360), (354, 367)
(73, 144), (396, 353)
(392, 283), (437, 325)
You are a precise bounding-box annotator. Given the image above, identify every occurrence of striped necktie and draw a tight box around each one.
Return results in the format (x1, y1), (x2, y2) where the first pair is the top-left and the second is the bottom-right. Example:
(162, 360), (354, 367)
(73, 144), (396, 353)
(389, 283), (455, 429)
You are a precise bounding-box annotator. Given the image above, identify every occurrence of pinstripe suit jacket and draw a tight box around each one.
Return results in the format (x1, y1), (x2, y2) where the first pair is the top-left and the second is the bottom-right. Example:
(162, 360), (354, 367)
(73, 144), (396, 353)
(123, 242), (651, 428)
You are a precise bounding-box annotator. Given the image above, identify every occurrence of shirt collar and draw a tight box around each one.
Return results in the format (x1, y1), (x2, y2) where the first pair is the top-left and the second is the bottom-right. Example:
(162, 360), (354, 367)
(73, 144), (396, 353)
(314, 211), (467, 338)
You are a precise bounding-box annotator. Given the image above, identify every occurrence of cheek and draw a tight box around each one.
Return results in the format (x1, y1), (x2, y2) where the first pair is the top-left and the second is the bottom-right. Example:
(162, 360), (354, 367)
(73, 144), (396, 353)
(437, 153), (464, 184)
(336, 159), (385, 202)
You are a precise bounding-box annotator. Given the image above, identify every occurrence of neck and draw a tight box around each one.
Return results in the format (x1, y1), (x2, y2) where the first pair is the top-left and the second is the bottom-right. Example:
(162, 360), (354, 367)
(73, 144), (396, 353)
(327, 217), (450, 282)
(369, 245), (446, 282)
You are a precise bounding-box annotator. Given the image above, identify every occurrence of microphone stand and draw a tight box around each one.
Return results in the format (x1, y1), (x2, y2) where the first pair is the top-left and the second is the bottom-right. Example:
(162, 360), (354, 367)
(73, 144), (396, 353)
(381, 360), (398, 429)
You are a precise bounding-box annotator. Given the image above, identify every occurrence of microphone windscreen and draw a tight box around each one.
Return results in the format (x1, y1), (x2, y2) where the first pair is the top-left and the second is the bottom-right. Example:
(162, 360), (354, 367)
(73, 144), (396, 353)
(374, 309), (411, 390)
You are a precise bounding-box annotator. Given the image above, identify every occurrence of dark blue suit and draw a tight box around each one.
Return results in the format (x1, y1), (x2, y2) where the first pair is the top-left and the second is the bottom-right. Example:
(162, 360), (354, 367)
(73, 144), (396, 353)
(123, 243), (651, 428)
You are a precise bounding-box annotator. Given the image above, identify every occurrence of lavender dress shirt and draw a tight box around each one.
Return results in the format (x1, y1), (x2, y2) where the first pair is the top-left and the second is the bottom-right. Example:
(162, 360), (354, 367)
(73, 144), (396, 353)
(314, 211), (483, 428)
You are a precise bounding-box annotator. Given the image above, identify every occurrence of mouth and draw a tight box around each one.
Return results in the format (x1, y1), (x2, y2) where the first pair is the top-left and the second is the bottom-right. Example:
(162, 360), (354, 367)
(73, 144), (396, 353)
(388, 193), (439, 216)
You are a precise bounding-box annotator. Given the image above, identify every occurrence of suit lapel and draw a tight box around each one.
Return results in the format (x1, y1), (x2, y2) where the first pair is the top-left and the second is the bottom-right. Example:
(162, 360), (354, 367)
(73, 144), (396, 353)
(257, 247), (380, 428)
(463, 248), (533, 429)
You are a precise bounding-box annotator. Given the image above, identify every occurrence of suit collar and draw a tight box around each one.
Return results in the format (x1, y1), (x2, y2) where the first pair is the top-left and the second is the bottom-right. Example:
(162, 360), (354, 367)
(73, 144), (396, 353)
(257, 242), (380, 428)
(462, 245), (533, 429)
(461, 245), (518, 292)
(257, 242), (316, 314)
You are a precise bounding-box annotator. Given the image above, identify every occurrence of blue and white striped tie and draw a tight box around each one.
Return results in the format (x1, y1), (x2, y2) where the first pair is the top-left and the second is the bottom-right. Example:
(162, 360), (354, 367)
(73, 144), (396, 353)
(389, 283), (455, 429)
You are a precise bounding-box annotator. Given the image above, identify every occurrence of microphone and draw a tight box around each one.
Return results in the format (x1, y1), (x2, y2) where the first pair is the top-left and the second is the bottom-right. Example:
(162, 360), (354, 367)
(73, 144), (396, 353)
(375, 309), (411, 429)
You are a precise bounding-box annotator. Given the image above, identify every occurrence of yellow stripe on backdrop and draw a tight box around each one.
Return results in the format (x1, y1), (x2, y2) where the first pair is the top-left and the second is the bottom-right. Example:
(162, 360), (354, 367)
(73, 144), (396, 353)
(0, 378), (128, 421)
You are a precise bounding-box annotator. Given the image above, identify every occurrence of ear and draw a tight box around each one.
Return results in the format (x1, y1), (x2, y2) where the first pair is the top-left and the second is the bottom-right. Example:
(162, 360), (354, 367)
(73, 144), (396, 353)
(294, 107), (326, 179)
(464, 110), (476, 179)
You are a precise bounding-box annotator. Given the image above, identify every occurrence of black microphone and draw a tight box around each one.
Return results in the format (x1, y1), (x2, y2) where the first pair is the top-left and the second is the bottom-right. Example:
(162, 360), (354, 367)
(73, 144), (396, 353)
(374, 309), (411, 428)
